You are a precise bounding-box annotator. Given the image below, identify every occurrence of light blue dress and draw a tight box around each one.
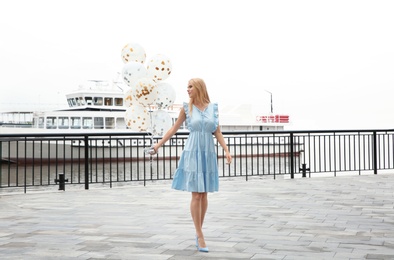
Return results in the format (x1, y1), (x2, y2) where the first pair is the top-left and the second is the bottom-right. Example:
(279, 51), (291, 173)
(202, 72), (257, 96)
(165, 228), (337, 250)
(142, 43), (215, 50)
(171, 102), (219, 192)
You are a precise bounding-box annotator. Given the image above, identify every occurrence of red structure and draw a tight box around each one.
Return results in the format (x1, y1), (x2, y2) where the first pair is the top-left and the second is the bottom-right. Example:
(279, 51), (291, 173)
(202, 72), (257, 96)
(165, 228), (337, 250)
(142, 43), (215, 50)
(256, 115), (289, 123)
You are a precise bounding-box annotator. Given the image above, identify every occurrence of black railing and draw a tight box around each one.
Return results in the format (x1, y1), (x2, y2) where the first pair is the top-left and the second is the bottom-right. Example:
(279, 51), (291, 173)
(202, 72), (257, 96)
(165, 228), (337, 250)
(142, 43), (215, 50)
(1, 129), (393, 193)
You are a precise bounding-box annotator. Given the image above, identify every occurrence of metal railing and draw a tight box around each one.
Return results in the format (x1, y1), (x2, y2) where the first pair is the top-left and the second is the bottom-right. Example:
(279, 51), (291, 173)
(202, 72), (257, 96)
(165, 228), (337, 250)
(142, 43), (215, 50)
(1, 129), (393, 193)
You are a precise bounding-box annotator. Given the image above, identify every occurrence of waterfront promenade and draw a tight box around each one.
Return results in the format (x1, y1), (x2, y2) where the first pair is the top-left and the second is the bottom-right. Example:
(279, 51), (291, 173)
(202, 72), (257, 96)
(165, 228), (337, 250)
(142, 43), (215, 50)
(1, 173), (394, 259)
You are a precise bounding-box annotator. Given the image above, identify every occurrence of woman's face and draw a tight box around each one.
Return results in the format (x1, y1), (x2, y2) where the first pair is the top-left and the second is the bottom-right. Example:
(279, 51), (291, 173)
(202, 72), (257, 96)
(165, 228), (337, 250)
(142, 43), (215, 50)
(187, 83), (196, 99)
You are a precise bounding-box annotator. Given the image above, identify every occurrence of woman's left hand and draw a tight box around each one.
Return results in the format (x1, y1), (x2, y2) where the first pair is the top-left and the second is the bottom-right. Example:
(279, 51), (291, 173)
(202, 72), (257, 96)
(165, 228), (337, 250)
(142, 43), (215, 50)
(226, 153), (232, 165)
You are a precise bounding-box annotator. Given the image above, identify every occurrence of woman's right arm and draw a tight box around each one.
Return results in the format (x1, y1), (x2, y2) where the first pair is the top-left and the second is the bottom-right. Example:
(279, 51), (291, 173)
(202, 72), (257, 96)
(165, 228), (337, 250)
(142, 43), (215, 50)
(153, 108), (186, 153)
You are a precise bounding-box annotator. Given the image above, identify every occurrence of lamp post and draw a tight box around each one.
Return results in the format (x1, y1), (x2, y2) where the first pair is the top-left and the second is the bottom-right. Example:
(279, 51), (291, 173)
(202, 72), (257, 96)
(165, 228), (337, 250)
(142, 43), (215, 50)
(265, 90), (273, 114)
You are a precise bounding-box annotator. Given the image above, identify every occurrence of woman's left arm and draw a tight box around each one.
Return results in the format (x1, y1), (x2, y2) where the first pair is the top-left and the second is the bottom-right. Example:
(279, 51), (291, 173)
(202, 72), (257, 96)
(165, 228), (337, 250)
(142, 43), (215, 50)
(214, 126), (232, 164)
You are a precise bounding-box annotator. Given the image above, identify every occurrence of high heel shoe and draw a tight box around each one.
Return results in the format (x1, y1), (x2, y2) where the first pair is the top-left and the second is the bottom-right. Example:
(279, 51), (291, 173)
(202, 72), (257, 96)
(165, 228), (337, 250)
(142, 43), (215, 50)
(196, 237), (209, 253)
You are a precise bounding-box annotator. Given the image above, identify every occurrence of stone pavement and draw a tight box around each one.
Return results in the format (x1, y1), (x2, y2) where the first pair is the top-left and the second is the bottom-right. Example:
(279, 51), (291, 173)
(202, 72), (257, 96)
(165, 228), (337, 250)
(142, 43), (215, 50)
(1, 173), (394, 260)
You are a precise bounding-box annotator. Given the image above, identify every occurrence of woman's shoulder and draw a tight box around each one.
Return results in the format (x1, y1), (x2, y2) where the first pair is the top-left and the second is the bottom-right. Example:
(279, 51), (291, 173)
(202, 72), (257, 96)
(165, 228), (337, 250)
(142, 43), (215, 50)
(210, 102), (218, 110)
(182, 102), (189, 116)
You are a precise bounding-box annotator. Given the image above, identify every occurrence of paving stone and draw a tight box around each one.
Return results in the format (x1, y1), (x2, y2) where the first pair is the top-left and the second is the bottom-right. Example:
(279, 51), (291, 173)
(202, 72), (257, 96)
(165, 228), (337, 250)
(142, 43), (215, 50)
(1, 173), (394, 259)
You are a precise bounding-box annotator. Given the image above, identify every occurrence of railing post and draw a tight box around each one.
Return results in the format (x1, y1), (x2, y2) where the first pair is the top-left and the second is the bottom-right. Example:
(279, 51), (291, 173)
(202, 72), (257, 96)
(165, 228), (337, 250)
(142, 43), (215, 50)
(84, 135), (89, 189)
(54, 173), (68, 191)
(373, 131), (378, 175)
(290, 132), (294, 179)
(299, 163), (310, 178)
(245, 133), (248, 182)
(0, 141), (2, 188)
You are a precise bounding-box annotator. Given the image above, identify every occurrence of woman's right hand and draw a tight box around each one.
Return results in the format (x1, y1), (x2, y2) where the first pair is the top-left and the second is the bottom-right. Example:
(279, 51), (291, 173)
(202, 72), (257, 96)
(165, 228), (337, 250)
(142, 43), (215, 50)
(152, 144), (159, 154)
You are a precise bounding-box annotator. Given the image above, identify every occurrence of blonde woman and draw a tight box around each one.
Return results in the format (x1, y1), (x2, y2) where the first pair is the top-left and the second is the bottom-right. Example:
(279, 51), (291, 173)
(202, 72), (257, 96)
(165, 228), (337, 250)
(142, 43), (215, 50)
(153, 78), (232, 252)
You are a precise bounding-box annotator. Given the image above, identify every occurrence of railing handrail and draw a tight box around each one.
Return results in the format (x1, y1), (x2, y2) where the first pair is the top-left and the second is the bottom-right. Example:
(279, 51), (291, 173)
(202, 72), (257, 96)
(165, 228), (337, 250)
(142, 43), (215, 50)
(2, 128), (394, 138)
(1, 128), (394, 193)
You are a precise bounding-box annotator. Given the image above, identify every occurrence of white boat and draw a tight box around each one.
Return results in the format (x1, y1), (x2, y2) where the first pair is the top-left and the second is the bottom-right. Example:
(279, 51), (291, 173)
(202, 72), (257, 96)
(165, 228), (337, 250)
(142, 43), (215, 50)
(0, 80), (297, 164)
(1, 80), (291, 133)
(0, 80), (178, 133)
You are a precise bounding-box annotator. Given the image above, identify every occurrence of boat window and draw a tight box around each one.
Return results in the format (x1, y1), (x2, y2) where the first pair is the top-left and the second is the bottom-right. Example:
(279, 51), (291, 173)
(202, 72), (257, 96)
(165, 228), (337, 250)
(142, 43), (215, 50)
(59, 117), (69, 129)
(79, 97), (85, 105)
(94, 97), (103, 106)
(85, 97), (93, 105)
(71, 117), (81, 129)
(104, 97), (113, 106)
(171, 139), (185, 145)
(46, 117), (57, 129)
(115, 98), (123, 106)
(69, 98), (77, 107)
(67, 99), (73, 107)
(94, 117), (104, 129)
(38, 117), (45, 128)
(105, 117), (115, 129)
(82, 117), (93, 129)
(116, 117), (126, 129)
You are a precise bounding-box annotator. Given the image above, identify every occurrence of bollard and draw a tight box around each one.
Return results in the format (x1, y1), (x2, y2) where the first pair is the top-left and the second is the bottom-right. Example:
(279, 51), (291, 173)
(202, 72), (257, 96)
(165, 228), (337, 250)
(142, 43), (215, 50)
(54, 173), (69, 191)
(299, 163), (310, 178)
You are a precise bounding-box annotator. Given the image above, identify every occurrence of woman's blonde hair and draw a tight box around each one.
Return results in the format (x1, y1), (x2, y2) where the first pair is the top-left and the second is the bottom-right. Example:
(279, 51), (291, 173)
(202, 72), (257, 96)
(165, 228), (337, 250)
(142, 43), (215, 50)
(188, 78), (210, 116)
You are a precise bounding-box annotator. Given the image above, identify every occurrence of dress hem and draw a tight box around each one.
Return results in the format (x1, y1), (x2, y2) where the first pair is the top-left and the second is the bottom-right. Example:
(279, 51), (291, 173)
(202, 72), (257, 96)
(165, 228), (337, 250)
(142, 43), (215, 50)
(172, 187), (219, 193)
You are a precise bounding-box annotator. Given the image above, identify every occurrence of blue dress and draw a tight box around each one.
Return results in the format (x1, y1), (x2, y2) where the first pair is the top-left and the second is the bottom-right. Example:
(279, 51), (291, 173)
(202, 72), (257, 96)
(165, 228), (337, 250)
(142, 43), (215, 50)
(171, 102), (219, 192)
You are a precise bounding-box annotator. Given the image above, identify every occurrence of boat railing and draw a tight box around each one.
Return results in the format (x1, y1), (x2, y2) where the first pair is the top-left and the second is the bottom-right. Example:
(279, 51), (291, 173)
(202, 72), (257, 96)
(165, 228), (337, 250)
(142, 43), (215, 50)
(1, 129), (394, 193)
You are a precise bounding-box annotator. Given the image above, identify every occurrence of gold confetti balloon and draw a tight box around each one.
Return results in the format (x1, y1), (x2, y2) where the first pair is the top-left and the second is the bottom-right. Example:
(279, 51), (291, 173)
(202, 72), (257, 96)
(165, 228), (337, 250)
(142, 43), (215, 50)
(123, 88), (134, 107)
(124, 105), (151, 132)
(132, 78), (159, 107)
(121, 42), (146, 64)
(146, 54), (172, 82)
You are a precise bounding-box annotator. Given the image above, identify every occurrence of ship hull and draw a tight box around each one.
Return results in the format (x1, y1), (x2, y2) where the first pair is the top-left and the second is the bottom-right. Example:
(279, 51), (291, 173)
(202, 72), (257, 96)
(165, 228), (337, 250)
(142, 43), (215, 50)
(1, 138), (300, 165)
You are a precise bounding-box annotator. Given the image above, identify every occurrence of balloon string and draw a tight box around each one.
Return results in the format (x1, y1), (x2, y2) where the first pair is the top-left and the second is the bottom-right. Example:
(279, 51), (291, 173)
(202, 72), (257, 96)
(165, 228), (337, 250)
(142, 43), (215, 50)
(148, 104), (154, 178)
(148, 104), (154, 147)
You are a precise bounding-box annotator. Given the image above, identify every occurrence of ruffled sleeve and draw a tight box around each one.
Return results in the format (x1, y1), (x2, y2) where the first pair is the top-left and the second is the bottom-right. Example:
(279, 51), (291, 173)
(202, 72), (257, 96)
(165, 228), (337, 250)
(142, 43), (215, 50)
(213, 102), (219, 130)
(183, 102), (192, 131)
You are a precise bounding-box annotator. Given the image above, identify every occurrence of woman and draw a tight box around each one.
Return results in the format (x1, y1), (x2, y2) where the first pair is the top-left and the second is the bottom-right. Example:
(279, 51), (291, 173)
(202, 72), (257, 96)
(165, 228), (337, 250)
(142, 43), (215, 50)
(152, 78), (232, 252)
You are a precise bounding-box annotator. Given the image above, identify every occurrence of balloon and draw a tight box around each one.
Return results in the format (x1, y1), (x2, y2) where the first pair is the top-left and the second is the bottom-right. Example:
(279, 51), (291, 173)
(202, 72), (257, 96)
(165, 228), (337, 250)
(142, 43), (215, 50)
(121, 42), (146, 64)
(124, 105), (151, 132)
(146, 54), (172, 82)
(122, 61), (148, 87)
(156, 82), (176, 109)
(151, 110), (172, 136)
(124, 88), (134, 107)
(133, 78), (159, 106)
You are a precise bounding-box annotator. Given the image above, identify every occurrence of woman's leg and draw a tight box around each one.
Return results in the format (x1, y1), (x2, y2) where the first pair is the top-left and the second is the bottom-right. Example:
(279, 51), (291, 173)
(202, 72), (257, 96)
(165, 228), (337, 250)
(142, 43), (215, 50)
(200, 192), (208, 227)
(191, 192), (208, 248)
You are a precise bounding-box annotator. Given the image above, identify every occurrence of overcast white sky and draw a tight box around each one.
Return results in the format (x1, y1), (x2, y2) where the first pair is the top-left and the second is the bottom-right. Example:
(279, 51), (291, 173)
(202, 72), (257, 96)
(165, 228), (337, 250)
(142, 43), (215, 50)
(1, 0), (393, 130)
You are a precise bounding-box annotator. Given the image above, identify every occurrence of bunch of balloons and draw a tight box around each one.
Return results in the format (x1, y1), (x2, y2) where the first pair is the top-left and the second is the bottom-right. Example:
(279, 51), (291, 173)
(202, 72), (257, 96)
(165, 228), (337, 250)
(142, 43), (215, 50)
(121, 42), (176, 136)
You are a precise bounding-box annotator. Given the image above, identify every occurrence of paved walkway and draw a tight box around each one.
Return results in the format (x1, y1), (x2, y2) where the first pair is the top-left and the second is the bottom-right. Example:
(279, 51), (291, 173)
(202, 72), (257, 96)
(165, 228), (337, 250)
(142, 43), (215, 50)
(1, 173), (394, 260)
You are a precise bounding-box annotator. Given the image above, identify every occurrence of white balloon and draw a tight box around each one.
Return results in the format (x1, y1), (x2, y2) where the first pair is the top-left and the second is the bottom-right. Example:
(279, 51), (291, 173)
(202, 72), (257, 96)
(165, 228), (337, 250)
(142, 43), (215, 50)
(122, 61), (148, 87)
(146, 54), (172, 82)
(151, 110), (172, 136)
(124, 105), (151, 132)
(121, 42), (146, 64)
(133, 78), (159, 106)
(156, 82), (176, 109)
